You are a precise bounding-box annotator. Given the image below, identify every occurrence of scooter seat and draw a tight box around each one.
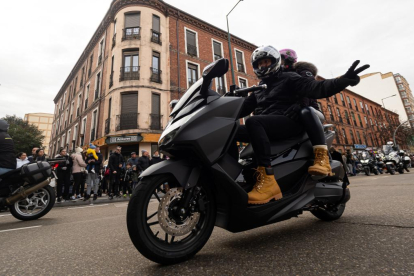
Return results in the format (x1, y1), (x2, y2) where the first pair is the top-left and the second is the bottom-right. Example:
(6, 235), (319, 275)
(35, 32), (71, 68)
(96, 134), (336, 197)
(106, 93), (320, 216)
(240, 132), (309, 160)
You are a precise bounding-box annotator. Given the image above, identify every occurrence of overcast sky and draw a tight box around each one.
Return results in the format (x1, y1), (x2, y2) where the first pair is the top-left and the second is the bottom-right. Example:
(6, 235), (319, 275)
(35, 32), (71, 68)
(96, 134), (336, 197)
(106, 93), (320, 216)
(1, 0), (413, 119)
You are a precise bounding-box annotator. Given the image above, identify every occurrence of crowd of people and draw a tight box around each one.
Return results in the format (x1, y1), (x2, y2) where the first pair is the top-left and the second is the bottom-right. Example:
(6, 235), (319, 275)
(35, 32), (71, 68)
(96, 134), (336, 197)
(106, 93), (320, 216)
(14, 145), (165, 203)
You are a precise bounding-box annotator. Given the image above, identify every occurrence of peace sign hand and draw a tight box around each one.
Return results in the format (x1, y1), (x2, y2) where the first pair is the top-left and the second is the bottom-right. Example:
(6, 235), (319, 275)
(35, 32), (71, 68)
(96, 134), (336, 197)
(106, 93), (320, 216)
(341, 60), (370, 87)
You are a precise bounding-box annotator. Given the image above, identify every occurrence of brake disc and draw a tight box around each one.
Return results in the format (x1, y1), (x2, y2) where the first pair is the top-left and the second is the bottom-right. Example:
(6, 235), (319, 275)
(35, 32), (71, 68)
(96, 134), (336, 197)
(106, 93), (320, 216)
(157, 188), (200, 236)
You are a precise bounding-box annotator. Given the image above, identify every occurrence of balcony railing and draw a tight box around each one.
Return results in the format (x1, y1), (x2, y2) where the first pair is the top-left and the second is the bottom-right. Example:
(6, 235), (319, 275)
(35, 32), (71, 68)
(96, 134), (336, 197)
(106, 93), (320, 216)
(151, 29), (162, 45)
(122, 27), (141, 40)
(90, 128), (96, 142)
(187, 45), (197, 56)
(112, 34), (116, 48)
(150, 67), (162, 83)
(150, 114), (162, 130)
(109, 72), (114, 88)
(120, 66), (140, 81)
(116, 113), (139, 131)
(105, 118), (110, 134)
(237, 63), (245, 73)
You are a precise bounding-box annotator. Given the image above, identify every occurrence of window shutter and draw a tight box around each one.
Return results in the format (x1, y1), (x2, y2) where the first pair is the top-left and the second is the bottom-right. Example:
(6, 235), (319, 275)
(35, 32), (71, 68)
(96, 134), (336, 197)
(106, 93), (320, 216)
(152, 15), (160, 32)
(152, 94), (160, 115)
(186, 30), (196, 46)
(125, 13), (140, 28)
(213, 42), (222, 57)
(121, 93), (138, 114)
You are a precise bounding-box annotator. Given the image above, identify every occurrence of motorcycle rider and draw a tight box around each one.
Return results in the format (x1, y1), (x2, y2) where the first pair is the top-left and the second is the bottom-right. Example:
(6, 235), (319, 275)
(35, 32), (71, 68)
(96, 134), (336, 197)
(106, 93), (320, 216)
(0, 119), (16, 175)
(234, 45), (369, 204)
(279, 48), (332, 176)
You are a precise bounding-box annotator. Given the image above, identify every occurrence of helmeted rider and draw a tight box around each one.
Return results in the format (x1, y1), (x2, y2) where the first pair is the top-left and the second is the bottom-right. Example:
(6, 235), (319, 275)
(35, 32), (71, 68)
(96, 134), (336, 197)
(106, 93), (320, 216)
(280, 48), (333, 176)
(233, 45), (369, 205)
(0, 119), (17, 175)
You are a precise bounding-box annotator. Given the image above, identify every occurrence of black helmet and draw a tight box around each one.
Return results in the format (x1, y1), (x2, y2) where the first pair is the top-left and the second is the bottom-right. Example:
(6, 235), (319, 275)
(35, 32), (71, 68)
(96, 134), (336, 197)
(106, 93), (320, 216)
(251, 45), (282, 79)
(0, 119), (9, 132)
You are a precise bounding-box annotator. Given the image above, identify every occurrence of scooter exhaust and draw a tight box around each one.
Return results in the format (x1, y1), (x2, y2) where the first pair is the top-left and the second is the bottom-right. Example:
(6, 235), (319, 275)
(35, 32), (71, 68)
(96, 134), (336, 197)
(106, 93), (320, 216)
(5, 178), (51, 205)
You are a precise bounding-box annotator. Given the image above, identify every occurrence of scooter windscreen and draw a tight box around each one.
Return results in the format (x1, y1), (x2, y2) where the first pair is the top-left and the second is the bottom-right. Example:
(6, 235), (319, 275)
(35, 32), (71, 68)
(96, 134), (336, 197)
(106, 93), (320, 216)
(170, 78), (204, 117)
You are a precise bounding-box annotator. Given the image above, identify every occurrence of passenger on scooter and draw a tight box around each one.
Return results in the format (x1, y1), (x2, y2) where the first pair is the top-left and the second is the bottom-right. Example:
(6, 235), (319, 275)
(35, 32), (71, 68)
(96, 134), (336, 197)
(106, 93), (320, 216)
(0, 119), (16, 175)
(233, 45), (369, 204)
(279, 48), (332, 176)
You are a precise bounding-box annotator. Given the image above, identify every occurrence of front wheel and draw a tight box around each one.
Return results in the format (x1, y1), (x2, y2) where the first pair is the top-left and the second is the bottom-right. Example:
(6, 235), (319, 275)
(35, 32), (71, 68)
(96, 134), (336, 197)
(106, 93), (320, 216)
(364, 167), (370, 176)
(127, 174), (216, 265)
(374, 168), (379, 175)
(9, 185), (55, 221)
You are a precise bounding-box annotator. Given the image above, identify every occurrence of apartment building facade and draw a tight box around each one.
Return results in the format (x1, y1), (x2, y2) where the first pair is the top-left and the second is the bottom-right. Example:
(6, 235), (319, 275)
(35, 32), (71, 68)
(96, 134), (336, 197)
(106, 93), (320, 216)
(316, 79), (404, 153)
(24, 113), (54, 155)
(394, 73), (414, 128)
(49, 0), (258, 160)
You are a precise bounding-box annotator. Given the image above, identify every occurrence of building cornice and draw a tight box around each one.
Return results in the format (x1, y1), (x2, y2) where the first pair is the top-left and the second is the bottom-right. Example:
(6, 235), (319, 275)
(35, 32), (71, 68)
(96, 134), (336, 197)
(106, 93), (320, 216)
(54, 0), (257, 103)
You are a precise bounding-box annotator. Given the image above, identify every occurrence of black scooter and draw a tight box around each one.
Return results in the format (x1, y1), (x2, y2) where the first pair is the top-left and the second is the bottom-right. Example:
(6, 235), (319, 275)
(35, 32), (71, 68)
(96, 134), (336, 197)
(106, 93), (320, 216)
(126, 59), (350, 265)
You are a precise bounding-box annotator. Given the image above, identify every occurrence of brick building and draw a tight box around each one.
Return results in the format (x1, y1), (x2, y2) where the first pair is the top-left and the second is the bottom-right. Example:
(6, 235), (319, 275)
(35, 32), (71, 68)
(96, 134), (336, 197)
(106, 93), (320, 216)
(316, 77), (404, 153)
(49, 0), (258, 160)
(394, 73), (414, 128)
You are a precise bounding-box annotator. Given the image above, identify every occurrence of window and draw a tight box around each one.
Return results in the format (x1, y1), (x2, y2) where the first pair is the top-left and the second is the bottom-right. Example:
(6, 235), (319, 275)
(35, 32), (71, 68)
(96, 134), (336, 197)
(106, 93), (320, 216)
(151, 93), (161, 130)
(356, 131), (362, 144)
(123, 13), (141, 40)
(395, 76), (401, 82)
(70, 101), (74, 123)
(364, 116), (368, 124)
(95, 72), (101, 100)
(365, 104), (370, 115)
(239, 78), (247, 88)
(80, 67), (84, 87)
(67, 129), (71, 149)
(112, 20), (117, 48)
(369, 118), (373, 126)
(80, 117), (87, 146)
(342, 128), (348, 144)
(151, 15), (161, 44)
(62, 134), (66, 148)
(88, 55), (93, 77)
(350, 130), (355, 144)
(404, 99), (410, 105)
(317, 102), (323, 113)
(105, 99), (112, 135)
(358, 114), (363, 127)
(344, 110), (350, 124)
(98, 39), (104, 65)
(85, 85), (89, 110)
(74, 77), (78, 94)
(77, 93), (81, 116)
(64, 108), (69, 128)
(351, 111), (357, 125)
(73, 124), (78, 148)
(398, 84), (404, 90)
(235, 50), (245, 73)
(333, 95), (338, 104)
(187, 62), (199, 87)
(90, 109), (98, 141)
(401, 92), (407, 97)
(336, 107), (342, 122)
(212, 40), (222, 60)
(360, 101), (364, 113)
(110, 55), (115, 87)
(119, 93), (138, 130)
(185, 28), (198, 57)
(353, 99), (358, 111)
(347, 96), (351, 109)
(63, 92), (67, 109)
(151, 52), (161, 83)
(121, 50), (139, 81)
(328, 106), (334, 121)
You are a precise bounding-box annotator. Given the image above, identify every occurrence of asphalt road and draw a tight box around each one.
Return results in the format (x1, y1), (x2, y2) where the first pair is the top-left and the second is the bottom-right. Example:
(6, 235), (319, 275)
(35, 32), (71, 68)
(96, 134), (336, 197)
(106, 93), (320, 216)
(0, 173), (413, 276)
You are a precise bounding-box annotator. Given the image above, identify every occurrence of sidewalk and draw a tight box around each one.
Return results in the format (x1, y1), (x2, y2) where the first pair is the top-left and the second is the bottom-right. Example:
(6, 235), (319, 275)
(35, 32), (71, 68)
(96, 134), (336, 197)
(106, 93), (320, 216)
(54, 195), (130, 208)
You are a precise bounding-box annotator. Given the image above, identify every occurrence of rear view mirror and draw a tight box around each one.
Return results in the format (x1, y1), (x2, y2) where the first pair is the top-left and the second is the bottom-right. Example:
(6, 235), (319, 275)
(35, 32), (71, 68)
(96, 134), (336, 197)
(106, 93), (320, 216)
(202, 58), (229, 80)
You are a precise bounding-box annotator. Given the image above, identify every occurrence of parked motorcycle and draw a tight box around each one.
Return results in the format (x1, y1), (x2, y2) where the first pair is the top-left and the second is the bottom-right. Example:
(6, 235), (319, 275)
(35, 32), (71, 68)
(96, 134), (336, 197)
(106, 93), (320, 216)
(126, 58), (350, 265)
(0, 159), (63, 221)
(398, 150), (410, 173)
(360, 154), (379, 176)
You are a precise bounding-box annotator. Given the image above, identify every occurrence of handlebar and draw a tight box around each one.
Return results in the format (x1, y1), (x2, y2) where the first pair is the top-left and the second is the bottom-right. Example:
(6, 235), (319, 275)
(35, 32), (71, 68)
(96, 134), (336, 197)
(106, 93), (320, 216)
(234, 84), (267, 97)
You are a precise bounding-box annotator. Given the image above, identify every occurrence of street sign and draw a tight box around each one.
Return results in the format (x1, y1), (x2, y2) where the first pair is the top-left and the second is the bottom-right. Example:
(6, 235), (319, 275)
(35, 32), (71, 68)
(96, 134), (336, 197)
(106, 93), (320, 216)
(354, 144), (367, 149)
(106, 135), (143, 144)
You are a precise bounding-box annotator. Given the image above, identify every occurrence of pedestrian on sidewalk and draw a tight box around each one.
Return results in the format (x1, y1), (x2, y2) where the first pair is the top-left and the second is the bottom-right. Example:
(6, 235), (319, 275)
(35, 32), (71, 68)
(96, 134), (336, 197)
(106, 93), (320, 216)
(16, 152), (30, 168)
(55, 148), (73, 203)
(84, 146), (103, 201)
(108, 146), (123, 200)
(122, 163), (133, 197)
(131, 165), (139, 191)
(150, 150), (162, 165)
(27, 147), (39, 163)
(127, 152), (139, 167)
(138, 150), (150, 172)
(71, 147), (87, 199)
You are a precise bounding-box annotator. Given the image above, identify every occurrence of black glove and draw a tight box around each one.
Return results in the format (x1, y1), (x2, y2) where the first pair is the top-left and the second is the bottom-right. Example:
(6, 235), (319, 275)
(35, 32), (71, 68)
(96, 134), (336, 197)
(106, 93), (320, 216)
(340, 60), (370, 86)
(284, 103), (301, 121)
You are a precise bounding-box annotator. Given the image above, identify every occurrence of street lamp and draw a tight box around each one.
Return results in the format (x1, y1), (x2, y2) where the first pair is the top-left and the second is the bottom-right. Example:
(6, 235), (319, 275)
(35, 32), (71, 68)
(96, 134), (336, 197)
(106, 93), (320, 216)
(393, 120), (409, 147)
(227, 0), (244, 86)
(381, 94), (396, 109)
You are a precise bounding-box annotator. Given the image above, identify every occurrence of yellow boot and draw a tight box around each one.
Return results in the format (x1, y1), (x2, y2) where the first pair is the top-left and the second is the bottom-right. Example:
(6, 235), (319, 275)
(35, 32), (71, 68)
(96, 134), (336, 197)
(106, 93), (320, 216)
(248, 166), (283, 204)
(308, 147), (332, 176)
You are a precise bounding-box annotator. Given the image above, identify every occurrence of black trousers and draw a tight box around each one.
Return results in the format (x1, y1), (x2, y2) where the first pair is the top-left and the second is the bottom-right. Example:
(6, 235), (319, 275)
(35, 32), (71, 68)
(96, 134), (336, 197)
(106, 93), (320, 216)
(72, 172), (84, 196)
(300, 107), (326, 146)
(57, 171), (71, 199)
(122, 181), (132, 195)
(109, 173), (120, 195)
(231, 115), (304, 167)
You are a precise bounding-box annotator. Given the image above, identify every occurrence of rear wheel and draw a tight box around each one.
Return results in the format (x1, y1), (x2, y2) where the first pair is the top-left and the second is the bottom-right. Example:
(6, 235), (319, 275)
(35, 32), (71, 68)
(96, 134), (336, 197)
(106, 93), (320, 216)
(9, 185), (55, 221)
(311, 202), (346, 221)
(387, 165), (395, 175)
(127, 174), (216, 265)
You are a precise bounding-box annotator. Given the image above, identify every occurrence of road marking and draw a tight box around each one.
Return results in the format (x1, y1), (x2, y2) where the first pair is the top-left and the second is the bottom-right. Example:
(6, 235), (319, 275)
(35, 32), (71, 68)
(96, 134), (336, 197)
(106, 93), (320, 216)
(67, 204), (109, 210)
(0, 225), (42, 233)
(0, 214), (11, 217)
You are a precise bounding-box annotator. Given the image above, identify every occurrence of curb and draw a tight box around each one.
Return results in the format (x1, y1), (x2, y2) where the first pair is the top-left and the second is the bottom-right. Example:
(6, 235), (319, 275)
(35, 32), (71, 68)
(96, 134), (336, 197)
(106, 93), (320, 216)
(54, 196), (130, 208)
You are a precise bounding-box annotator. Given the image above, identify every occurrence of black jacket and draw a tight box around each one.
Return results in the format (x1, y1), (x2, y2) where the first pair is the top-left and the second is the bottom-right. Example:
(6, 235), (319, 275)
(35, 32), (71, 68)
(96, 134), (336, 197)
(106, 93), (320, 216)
(86, 152), (103, 173)
(240, 72), (350, 118)
(108, 152), (123, 172)
(138, 156), (150, 172)
(0, 131), (16, 169)
(293, 62), (320, 110)
(150, 156), (162, 165)
(55, 154), (73, 175)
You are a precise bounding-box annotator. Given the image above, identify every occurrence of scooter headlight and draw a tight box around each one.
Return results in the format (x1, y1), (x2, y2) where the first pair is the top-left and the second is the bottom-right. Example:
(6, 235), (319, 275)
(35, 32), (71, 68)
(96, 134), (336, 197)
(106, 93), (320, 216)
(159, 128), (179, 146)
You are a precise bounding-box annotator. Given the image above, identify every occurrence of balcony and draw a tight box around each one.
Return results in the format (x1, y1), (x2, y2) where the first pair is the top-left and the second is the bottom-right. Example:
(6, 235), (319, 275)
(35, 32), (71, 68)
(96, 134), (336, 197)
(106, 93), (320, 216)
(150, 114), (162, 130)
(150, 67), (162, 83)
(105, 118), (110, 134)
(90, 128), (96, 142)
(98, 54), (102, 65)
(187, 45), (197, 57)
(122, 27), (141, 41)
(237, 63), (245, 73)
(112, 34), (116, 48)
(120, 66), (140, 81)
(151, 29), (162, 45)
(116, 113), (139, 131)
